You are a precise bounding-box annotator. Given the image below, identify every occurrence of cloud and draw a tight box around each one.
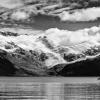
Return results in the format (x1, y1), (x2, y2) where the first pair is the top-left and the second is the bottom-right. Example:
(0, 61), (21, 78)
(0, 0), (23, 8)
(59, 7), (100, 22)
(10, 11), (29, 20)
(45, 26), (100, 48)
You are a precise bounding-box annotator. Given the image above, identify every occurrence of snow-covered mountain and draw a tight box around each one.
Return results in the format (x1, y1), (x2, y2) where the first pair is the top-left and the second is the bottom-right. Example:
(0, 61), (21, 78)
(0, 26), (100, 76)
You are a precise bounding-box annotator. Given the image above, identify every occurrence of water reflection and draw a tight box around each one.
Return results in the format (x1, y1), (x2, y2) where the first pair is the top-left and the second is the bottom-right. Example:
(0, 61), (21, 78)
(0, 81), (100, 100)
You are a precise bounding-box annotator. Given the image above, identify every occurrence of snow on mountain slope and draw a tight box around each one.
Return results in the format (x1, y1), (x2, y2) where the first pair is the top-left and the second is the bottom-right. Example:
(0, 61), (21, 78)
(0, 26), (100, 75)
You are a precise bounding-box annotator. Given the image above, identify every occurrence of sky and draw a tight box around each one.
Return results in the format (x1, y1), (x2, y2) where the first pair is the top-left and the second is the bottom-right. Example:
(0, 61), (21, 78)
(59, 7), (100, 22)
(0, 0), (24, 8)
(0, 0), (40, 8)
(0, 0), (99, 9)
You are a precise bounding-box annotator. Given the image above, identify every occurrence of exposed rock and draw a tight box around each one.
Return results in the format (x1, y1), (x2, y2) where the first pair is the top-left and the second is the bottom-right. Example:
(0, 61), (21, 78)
(0, 49), (16, 76)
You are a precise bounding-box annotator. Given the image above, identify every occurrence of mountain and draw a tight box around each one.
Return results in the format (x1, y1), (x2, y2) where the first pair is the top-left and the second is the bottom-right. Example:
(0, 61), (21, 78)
(0, 26), (100, 76)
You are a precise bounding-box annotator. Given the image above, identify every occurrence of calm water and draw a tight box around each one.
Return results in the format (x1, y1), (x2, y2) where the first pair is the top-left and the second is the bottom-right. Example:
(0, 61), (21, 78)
(0, 78), (99, 100)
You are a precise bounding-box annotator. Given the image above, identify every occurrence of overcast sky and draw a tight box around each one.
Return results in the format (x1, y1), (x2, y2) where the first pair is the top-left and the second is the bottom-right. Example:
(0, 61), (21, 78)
(0, 0), (24, 8)
(0, 0), (99, 9)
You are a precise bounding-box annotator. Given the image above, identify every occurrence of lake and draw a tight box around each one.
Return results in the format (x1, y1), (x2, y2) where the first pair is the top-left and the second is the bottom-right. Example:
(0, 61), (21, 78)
(0, 78), (99, 100)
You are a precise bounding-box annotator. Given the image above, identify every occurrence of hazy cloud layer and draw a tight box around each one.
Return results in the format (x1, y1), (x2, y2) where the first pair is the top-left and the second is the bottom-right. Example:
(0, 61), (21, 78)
(59, 7), (100, 22)
(0, 0), (24, 8)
